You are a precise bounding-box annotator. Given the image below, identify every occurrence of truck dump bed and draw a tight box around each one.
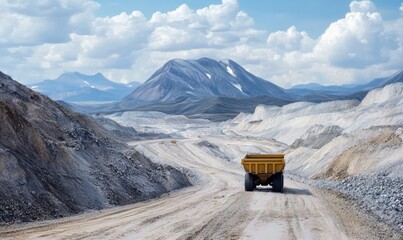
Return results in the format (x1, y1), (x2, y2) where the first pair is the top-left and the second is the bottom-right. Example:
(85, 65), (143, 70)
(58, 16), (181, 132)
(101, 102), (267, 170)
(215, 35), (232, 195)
(241, 154), (285, 175)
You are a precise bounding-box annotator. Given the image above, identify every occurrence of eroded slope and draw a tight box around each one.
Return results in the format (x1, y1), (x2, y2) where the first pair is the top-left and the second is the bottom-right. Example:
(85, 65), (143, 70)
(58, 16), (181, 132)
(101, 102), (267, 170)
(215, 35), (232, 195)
(0, 71), (190, 224)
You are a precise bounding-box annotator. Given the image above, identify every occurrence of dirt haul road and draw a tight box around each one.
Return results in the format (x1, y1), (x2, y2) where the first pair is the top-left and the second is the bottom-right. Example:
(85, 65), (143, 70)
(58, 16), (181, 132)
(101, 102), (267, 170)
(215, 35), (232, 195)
(0, 137), (399, 240)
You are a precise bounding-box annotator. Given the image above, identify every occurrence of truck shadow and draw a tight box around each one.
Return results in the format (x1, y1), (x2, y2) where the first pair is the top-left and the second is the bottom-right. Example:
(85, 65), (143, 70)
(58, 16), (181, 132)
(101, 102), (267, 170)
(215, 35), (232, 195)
(282, 187), (312, 196)
(254, 186), (312, 196)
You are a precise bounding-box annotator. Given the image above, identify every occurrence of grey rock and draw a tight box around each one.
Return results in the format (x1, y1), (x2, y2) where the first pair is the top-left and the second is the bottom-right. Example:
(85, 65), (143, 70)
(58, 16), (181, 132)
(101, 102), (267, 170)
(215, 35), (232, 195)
(0, 71), (191, 225)
(287, 172), (403, 233)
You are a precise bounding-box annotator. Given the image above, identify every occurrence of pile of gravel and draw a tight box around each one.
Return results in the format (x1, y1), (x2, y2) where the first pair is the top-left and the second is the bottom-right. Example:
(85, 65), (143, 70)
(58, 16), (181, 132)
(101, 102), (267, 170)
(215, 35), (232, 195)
(287, 173), (403, 233)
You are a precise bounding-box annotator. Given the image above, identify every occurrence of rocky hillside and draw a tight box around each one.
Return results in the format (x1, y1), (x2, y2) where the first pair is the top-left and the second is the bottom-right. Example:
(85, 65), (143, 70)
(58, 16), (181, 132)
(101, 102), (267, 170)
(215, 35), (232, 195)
(0, 71), (190, 224)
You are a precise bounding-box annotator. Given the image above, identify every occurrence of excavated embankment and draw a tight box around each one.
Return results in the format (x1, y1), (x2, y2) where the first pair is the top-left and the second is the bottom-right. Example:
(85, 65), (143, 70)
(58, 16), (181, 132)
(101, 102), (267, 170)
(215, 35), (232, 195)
(0, 71), (191, 224)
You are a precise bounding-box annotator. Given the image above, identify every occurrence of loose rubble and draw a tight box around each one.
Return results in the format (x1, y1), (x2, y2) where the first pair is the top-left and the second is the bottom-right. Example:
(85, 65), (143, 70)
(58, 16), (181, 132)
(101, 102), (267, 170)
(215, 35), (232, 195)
(287, 173), (403, 233)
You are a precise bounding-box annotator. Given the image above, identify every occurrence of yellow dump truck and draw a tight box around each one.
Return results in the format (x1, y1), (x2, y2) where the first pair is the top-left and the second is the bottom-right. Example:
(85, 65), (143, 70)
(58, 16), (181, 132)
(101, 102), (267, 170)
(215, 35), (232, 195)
(241, 154), (285, 192)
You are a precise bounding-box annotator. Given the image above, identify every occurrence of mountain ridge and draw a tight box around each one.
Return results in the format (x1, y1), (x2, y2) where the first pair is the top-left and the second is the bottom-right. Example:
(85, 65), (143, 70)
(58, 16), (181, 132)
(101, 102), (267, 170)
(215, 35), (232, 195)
(24, 58), (402, 121)
(29, 72), (140, 102)
(288, 70), (403, 97)
(124, 58), (289, 103)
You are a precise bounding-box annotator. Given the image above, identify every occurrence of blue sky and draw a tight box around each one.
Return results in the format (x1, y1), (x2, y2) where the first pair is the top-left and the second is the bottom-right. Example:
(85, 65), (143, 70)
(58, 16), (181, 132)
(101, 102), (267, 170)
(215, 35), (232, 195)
(95, 0), (402, 37)
(0, 0), (402, 87)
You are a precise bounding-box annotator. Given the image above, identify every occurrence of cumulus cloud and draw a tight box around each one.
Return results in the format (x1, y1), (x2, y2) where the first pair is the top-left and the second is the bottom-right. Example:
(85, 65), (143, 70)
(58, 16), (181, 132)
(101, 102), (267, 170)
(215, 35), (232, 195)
(148, 26), (204, 50)
(0, 0), (402, 88)
(0, 0), (264, 83)
(267, 26), (315, 52)
(0, 0), (98, 46)
(349, 0), (376, 13)
(146, 1), (255, 50)
(312, 0), (399, 68)
(249, 0), (402, 85)
(150, 4), (194, 24)
(195, 0), (240, 31)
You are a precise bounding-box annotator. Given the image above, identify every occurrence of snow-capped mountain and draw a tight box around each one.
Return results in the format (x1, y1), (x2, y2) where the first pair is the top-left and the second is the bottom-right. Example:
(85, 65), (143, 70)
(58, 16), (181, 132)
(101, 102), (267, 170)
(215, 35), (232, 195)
(29, 72), (140, 102)
(124, 58), (289, 102)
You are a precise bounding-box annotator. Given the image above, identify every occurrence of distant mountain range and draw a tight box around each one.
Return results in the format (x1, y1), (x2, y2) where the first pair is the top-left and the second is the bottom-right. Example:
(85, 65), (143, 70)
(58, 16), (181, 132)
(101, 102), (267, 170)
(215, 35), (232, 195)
(120, 58), (403, 105)
(115, 58), (403, 120)
(28, 72), (140, 102)
(288, 70), (403, 97)
(28, 58), (403, 121)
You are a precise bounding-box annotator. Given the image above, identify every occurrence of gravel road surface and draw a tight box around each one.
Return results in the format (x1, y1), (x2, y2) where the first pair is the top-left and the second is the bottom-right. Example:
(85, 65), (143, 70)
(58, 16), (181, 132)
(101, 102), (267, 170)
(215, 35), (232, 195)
(0, 137), (400, 239)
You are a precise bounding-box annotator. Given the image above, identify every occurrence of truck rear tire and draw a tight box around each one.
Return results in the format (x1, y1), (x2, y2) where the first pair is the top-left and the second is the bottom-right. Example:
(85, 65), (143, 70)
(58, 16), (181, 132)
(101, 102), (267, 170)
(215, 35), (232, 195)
(245, 173), (254, 191)
(272, 173), (284, 192)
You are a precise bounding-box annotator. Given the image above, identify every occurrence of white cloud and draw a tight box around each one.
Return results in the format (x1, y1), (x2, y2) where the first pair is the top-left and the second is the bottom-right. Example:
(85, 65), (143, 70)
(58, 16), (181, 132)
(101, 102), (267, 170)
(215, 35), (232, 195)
(349, 0), (376, 13)
(312, 1), (399, 69)
(267, 26), (315, 52)
(148, 26), (205, 50)
(0, 0), (259, 83)
(150, 4), (194, 24)
(0, 0), (402, 88)
(196, 0), (240, 31)
(232, 0), (402, 86)
(0, 0), (98, 46)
